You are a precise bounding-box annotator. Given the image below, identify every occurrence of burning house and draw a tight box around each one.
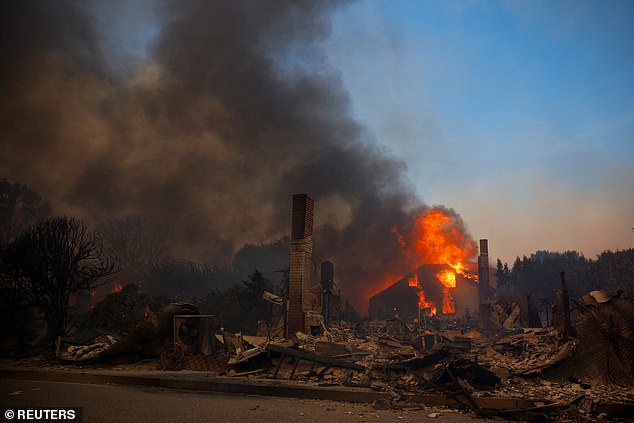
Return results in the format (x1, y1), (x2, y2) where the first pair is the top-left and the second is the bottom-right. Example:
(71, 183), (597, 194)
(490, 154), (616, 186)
(368, 209), (495, 322)
(369, 264), (480, 320)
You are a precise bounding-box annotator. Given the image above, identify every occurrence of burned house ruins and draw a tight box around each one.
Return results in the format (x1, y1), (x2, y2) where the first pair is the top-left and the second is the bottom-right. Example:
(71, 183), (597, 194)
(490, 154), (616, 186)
(4, 193), (632, 422)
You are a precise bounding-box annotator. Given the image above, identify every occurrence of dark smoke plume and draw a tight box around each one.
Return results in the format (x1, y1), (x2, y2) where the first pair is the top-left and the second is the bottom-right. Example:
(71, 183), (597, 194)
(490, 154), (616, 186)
(0, 0), (473, 313)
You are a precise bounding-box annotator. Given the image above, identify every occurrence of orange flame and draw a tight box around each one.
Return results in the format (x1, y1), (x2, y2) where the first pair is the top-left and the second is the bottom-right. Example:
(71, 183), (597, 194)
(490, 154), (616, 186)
(412, 273), (437, 315)
(113, 284), (124, 293)
(395, 209), (477, 316)
(410, 210), (475, 273)
(437, 269), (456, 288)
(437, 270), (457, 313)
(441, 287), (456, 314)
(418, 290), (437, 316)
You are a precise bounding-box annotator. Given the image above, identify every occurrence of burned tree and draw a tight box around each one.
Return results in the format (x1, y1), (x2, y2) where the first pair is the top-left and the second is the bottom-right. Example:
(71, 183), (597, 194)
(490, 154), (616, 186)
(0, 243), (33, 353)
(0, 216), (116, 349)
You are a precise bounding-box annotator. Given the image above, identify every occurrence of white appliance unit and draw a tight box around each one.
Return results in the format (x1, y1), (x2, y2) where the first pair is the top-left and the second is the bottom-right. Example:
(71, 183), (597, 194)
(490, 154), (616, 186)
(173, 314), (213, 355)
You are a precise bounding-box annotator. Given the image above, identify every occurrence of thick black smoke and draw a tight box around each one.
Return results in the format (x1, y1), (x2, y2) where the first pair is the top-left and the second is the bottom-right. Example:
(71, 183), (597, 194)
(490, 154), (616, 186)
(0, 0), (471, 312)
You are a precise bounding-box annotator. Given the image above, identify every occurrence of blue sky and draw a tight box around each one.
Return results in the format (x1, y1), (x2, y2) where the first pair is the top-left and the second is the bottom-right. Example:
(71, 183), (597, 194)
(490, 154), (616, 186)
(323, 0), (634, 262)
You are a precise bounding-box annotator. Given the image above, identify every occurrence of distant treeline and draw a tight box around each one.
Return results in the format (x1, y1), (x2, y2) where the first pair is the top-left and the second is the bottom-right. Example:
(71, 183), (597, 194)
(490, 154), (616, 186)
(496, 249), (634, 311)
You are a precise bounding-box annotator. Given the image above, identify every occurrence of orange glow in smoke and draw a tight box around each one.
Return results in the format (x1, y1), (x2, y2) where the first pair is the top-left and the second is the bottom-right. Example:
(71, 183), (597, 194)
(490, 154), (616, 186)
(113, 284), (124, 293)
(410, 210), (474, 277)
(369, 272), (403, 300)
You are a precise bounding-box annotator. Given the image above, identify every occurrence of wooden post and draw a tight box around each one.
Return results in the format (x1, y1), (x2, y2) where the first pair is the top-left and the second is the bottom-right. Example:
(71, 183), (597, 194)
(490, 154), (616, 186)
(559, 271), (573, 339)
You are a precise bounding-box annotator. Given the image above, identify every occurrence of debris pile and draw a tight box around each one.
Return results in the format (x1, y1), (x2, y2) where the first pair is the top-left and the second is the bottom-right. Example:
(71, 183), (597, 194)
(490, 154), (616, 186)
(545, 290), (634, 386)
(59, 302), (200, 363)
(478, 328), (576, 376)
(49, 291), (634, 420)
(62, 335), (118, 362)
(210, 294), (633, 420)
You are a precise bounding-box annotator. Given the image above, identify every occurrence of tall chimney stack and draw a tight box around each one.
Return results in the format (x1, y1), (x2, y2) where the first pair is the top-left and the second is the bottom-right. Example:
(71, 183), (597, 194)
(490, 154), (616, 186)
(287, 194), (313, 337)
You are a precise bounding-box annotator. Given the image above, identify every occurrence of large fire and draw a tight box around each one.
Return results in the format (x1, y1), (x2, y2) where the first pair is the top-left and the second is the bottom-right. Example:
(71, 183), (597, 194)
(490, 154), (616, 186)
(395, 208), (477, 316)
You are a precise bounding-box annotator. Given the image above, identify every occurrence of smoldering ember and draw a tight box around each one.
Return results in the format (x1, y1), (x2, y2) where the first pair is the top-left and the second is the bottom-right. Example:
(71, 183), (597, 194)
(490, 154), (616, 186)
(1, 2), (634, 423)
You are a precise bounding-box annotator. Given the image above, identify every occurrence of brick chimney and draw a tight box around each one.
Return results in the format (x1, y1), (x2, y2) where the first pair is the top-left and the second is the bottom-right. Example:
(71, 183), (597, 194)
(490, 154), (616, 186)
(287, 194), (313, 337)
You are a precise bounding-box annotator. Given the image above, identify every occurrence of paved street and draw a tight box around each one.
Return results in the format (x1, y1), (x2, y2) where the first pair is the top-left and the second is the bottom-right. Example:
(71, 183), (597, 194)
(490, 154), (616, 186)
(0, 379), (486, 423)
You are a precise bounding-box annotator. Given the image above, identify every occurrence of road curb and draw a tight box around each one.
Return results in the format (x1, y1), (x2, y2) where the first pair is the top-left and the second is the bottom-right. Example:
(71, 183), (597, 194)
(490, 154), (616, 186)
(1, 368), (390, 402)
(0, 368), (539, 410)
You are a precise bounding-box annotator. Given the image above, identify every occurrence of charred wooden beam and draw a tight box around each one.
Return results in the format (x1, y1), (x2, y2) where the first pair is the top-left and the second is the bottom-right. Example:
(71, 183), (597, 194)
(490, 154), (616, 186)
(553, 271), (574, 339)
(266, 344), (364, 371)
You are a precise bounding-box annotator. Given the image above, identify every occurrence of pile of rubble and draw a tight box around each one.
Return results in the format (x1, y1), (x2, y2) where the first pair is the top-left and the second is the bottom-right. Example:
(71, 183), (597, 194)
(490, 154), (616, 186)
(478, 327), (577, 376)
(209, 303), (633, 420)
(53, 292), (633, 420)
(62, 335), (118, 362)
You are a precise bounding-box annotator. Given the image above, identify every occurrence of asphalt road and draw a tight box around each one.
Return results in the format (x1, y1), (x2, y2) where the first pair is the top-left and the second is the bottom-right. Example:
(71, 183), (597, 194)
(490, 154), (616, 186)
(0, 379), (487, 423)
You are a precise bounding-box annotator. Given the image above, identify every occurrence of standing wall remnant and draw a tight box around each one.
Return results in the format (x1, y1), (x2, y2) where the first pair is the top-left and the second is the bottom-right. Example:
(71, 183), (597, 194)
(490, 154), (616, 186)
(287, 194), (313, 337)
